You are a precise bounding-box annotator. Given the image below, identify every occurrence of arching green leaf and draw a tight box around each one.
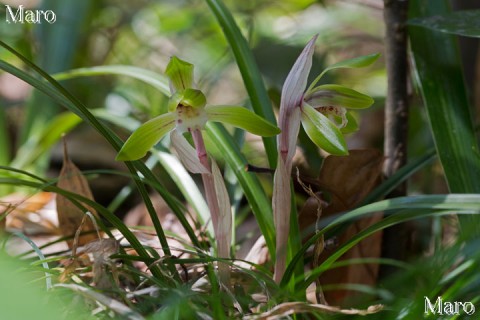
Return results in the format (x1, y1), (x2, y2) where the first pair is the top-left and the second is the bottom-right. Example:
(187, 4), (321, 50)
(306, 53), (380, 93)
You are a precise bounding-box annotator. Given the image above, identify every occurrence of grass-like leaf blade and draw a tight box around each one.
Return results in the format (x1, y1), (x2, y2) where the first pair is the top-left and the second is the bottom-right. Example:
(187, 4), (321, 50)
(409, 0), (480, 236)
(54, 65), (170, 95)
(408, 9), (480, 38)
(204, 0), (278, 168)
(282, 194), (480, 286)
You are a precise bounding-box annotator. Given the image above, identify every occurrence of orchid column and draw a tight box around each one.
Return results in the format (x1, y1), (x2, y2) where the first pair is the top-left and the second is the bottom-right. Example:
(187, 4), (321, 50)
(116, 56), (280, 287)
(273, 36), (378, 283)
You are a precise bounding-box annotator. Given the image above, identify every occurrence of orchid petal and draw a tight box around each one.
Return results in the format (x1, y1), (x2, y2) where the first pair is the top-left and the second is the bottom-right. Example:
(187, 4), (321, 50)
(278, 35), (317, 164)
(168, 92), (184, 112)
(341, 111), (359, 134)
(181, 88), (207, 108)
(206, 105), (280, 136)
(116, 112), (175, 161)
(170, 130), (210, 174)
(165, 56), (195, 92)
(168, 89), (207, 112)
(305, 84), (374, 110)
(306, 53), (380, 94)
(282, 107), (302, 169)
(272, 155), (291, 283)
(301, 103), (348, 155)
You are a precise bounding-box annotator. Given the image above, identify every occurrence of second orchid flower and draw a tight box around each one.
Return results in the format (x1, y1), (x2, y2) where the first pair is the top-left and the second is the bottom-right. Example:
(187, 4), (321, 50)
(273, 35), (379, 283)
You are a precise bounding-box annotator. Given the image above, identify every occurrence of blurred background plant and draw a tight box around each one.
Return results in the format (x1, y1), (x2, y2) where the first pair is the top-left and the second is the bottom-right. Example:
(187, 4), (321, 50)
(0, 0), (479, 318)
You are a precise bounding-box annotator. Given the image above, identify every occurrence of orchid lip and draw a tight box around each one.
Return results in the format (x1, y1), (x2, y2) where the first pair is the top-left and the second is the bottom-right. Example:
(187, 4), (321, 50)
(175, 104), (208, 133)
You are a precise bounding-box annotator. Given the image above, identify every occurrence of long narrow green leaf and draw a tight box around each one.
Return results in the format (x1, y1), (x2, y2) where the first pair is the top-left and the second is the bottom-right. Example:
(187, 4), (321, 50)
(303, 209), (460, 289)
(11, 112), (82, 169)
(206, 122), (275, 257)
(20, 0), (93, 144)
(361, 149), (436, 205)
(12, 231), (52, 290)
(409, 10), (480, 38)
(0, 165), (48, 183)
(409, 1), (480, 236)
(281, 194), (480, 286)
(306, 53), (380, 94)
(53, 65), (170, 96)
(204, 0), (278, 168)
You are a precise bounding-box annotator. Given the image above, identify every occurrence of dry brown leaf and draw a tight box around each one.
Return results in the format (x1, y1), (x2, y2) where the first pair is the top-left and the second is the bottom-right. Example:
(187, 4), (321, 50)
(318, 149), (383, 211)
(56, 138), (98, 248)
(299, 149), (384, 305)
(1, 192), (58, 234)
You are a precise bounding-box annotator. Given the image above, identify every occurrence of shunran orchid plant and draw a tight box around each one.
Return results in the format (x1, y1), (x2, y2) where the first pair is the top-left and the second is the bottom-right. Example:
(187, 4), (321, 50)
(116, 56), (279, 286)
(273, 35), (379, 282)
(115, 40), (377, 287)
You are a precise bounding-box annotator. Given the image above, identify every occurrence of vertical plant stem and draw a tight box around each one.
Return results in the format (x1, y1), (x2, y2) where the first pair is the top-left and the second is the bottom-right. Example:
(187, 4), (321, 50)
(381, 0), (411, 278)
(273, 156), (291, 283)
(191, 129), (230, 286)
(191, 130), (219, 228)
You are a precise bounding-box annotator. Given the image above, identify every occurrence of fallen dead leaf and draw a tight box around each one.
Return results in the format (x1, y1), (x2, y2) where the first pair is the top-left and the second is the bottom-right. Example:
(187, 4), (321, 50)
(56, 138), (99, 248)
(1, 192), (58, 234)
(299, 149), (384, 305)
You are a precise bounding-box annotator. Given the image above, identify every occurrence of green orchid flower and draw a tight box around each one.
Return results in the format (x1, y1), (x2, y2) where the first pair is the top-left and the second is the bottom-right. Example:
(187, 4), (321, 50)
(116, 56), (280, 161)
(116, 56), (280, 288)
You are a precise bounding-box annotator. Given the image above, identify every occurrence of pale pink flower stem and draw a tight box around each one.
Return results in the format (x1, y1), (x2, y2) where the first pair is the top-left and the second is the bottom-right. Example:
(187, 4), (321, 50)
(191, 129), (230, 287)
